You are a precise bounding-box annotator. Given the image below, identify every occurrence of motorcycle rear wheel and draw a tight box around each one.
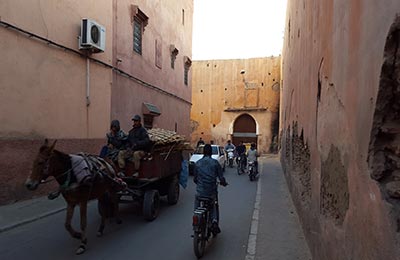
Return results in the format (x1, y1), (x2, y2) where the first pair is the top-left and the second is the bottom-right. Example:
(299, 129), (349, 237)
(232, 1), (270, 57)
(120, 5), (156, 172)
(193, 231), (206, 258)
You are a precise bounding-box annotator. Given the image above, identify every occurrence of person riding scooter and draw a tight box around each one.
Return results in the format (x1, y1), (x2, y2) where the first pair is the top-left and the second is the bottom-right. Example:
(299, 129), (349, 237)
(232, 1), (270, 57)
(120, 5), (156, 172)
(224, 140), (236, 167)
(193, 144), (228, 234)
(247, 143), (259, 174)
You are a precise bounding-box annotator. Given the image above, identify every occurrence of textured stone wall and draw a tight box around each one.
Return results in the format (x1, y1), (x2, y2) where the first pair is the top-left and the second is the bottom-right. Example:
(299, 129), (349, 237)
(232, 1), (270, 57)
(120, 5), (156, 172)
(368, 19), (400, 232)
(281, 1), (400, 259)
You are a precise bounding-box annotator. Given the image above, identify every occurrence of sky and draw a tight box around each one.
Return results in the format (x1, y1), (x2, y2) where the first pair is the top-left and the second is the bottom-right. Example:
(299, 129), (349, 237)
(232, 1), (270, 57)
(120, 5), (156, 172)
(192, 0), (288, 60)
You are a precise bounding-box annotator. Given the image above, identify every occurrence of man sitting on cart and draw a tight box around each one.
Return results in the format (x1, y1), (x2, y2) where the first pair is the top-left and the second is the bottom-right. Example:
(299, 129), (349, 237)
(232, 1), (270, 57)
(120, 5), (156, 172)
(117, 115), (151, 177)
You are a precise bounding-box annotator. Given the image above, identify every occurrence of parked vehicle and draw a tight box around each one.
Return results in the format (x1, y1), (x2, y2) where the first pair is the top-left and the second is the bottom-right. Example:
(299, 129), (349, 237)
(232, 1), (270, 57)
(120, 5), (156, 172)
(226, 148), (235, 167)
(192, 196), (219, 258)
(248, 161), (257, 181)
(189, 145), (226, 175)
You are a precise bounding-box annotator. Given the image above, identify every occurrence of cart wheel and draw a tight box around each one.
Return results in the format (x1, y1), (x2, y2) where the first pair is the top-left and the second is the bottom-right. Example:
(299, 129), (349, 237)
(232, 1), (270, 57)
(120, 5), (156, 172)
(143, 190), (160, 221)
(167, 175), (180, 205)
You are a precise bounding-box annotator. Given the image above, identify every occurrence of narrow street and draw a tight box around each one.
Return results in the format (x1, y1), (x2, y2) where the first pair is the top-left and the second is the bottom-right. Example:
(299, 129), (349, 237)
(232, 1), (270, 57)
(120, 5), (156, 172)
(0, 162), (257, 260)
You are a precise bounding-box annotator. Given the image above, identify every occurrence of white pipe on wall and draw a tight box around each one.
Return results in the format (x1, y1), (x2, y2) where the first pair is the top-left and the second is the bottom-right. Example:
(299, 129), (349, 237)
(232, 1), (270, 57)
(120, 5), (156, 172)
(86, 57), (91, 107)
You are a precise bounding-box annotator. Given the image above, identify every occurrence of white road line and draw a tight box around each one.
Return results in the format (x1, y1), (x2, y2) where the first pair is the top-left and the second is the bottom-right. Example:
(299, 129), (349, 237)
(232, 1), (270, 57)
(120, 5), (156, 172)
(245, 162), (262, 260)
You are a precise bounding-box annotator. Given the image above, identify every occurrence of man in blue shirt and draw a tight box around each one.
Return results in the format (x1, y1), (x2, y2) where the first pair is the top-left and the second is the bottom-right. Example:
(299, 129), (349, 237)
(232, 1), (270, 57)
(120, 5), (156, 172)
(194, 144), (228, 233)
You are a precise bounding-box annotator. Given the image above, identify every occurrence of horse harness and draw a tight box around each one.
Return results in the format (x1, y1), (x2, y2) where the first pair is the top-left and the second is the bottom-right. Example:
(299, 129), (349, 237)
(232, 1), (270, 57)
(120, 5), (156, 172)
(43, 153), (117, 199)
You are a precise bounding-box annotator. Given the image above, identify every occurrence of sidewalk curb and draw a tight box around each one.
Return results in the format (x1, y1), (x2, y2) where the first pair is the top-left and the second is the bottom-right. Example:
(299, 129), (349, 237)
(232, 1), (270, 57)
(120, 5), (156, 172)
(0, 206), (66, 234)
(245, 159), (263, 260)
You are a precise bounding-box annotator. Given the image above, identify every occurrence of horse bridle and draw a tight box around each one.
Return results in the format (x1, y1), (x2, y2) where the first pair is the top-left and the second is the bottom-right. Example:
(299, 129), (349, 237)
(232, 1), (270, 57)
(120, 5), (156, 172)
(38, 154), (72, 185)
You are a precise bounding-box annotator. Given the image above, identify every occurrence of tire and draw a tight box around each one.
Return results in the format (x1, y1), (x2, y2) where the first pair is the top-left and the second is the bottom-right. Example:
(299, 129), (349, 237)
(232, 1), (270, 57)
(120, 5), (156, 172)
(167, 175), (180, 205)
(249, 170), (255, 181)
(143, 190), (160, 221)
(193, 231), (206, 259)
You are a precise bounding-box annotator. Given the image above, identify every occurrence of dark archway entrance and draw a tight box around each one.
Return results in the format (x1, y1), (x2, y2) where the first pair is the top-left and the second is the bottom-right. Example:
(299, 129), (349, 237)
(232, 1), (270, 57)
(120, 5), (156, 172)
(232, 114), (257, 146)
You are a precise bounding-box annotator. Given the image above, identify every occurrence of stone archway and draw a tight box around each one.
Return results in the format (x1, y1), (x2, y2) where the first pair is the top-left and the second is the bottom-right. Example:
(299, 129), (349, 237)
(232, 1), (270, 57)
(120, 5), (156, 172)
(232, 113), (257, 146)
(368, 16), (400, 232)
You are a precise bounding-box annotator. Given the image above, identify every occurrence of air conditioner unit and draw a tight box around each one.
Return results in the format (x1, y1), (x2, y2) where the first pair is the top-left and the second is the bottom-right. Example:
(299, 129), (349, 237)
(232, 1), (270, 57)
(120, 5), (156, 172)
(79, 18), (106, 53)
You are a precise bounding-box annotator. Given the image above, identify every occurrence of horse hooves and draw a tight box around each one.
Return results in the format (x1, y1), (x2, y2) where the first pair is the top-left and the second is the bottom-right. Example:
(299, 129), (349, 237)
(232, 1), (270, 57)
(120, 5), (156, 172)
(76, 245), (86, 255)
(96, 231), (103, 237)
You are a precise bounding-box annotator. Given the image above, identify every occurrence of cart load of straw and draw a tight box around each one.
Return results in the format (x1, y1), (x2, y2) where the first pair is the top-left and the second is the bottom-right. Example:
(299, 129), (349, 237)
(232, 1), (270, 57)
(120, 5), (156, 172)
(147, 128), (193, 152)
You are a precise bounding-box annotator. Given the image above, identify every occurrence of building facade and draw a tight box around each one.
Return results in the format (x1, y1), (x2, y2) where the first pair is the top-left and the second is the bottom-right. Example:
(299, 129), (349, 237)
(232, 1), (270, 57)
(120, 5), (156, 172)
(280, 0), (400, 259)
(0, 0), (193, 205)
(191, 57), (280, 154)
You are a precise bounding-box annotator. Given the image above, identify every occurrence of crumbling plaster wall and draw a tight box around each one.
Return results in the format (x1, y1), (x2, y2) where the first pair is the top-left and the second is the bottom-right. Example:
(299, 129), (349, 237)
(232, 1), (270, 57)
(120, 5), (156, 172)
(280, 0), (400, 259)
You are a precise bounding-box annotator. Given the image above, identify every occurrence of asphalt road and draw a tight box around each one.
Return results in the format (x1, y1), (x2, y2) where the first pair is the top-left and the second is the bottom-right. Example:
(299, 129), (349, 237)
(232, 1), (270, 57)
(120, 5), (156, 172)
(0, 165), (257, 260)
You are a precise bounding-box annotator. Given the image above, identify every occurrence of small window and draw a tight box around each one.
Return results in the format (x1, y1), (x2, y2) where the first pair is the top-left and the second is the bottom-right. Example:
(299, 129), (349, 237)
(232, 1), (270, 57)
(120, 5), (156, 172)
(143, 115), (154, 129)
(184, 66), (189, 85)
(182, 9), (185, 25)
(170, 45), (179, 69)
(183, 56), (192, 86)
(133, 18), (143, 54)
(131, 5), (148, 55)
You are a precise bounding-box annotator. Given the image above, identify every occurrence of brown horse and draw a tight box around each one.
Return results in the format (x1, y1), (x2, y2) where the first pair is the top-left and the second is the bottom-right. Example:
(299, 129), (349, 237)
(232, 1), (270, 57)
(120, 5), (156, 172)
(25, 139), (122, 255)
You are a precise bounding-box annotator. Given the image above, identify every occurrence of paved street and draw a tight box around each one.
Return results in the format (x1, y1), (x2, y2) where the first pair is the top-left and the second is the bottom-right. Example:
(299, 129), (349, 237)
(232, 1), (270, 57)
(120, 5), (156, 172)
(0, 162), (256, 260)
(0, 156), (311, 260)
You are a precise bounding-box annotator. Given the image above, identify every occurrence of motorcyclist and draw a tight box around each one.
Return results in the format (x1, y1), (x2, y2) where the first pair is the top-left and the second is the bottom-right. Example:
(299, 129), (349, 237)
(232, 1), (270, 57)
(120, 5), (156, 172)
(193, 144), (228, 234)
(247, 143), (259, 173)
(224, 140), (235, 160)
(236, 141), (247, 167)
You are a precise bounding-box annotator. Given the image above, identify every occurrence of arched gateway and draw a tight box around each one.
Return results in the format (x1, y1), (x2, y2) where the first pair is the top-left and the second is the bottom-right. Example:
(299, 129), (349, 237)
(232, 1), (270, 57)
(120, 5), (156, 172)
(232, 114), (257, 146)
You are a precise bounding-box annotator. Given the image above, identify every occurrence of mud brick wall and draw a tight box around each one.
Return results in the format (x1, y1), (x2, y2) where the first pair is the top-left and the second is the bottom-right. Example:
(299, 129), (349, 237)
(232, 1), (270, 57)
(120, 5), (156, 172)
(280, 1), (400, 259)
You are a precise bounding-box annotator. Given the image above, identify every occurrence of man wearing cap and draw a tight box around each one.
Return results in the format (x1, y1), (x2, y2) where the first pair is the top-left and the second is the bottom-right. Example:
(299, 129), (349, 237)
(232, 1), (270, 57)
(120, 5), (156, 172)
(117, 115), (151, 176)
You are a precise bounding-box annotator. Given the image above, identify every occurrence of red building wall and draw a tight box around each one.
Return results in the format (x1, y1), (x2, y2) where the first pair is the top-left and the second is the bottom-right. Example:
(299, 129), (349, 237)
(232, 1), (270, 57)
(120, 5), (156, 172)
(280, 1), (400, 259)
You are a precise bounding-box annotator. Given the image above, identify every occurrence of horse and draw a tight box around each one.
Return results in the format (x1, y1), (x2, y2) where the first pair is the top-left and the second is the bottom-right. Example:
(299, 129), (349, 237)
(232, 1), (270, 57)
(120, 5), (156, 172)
(25, 139), (123, 255)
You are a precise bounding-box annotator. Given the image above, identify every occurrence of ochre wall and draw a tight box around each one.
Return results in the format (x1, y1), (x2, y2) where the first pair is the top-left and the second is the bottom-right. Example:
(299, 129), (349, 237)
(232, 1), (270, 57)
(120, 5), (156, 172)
(280, 0), (400, 259)
(191, 57), (280, 154)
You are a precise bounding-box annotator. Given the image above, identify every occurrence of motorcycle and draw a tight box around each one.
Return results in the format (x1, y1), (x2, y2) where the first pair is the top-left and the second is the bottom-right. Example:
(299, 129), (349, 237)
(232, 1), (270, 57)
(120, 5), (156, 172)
(226, 148), (234, 168)
(192, 197), (219, 258)
(248, 161), (257, 181)
(237, 154), (246, 175)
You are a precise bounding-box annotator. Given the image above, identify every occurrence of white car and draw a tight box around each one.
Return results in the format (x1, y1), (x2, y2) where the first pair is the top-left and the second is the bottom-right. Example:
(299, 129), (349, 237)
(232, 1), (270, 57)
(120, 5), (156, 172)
(189, 145), (226, 175)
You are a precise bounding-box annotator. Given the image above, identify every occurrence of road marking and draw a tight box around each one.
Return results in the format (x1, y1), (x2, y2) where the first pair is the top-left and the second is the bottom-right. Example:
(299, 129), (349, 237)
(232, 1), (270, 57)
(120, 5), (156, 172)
(245, 162), (262, 260)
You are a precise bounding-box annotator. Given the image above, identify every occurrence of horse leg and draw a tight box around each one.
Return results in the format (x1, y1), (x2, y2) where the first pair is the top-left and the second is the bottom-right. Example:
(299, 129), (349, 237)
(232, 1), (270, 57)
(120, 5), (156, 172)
(97, 198), (106, 237)
(65, 203), (81, 239)
(112, 192), (122, 224)
(76, 201), (88, 255)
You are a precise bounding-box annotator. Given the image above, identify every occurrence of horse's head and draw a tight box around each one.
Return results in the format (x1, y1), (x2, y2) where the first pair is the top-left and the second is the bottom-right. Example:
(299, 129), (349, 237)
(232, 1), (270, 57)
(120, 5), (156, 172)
(25, 139), (57, 190)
